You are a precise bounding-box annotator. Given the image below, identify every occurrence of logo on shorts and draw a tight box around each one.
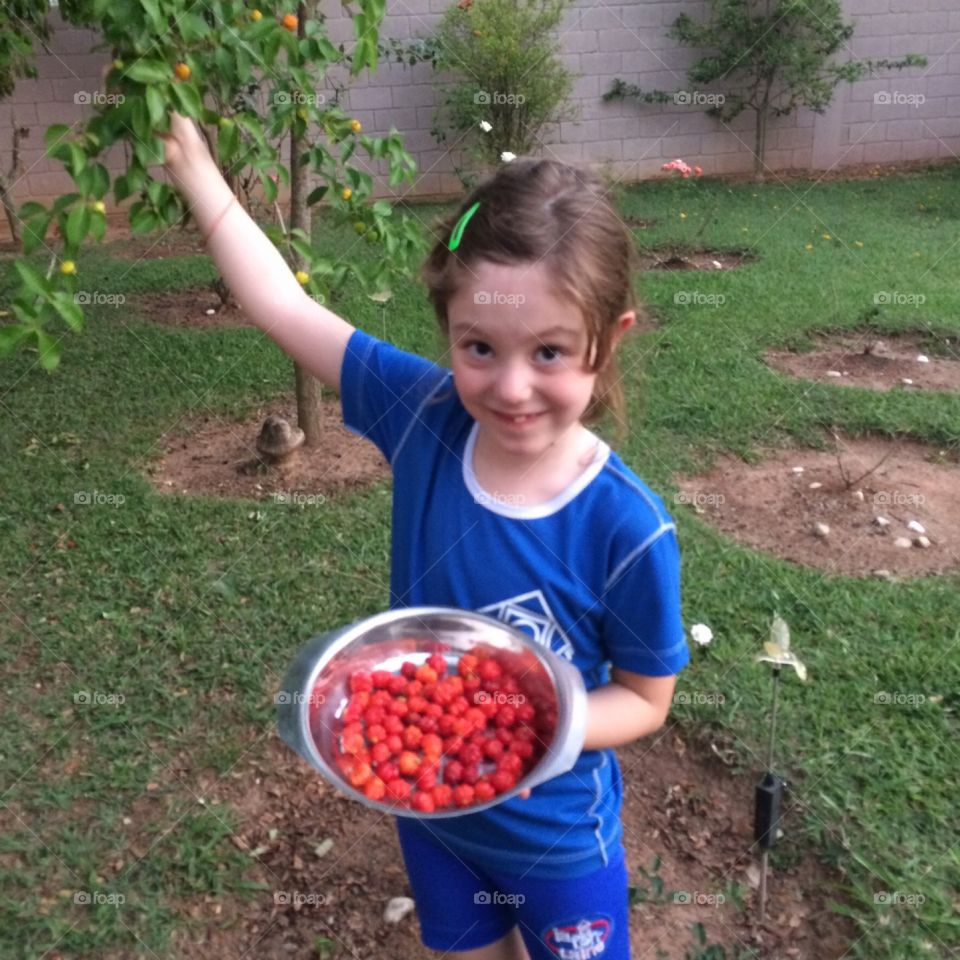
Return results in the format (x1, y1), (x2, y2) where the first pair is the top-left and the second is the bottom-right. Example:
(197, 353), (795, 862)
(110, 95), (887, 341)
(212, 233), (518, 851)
(543, 915), (612, 959)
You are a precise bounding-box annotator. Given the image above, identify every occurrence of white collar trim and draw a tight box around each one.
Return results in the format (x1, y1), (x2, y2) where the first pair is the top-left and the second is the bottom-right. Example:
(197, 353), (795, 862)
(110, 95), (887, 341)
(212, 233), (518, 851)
(462, 421), (610, 519)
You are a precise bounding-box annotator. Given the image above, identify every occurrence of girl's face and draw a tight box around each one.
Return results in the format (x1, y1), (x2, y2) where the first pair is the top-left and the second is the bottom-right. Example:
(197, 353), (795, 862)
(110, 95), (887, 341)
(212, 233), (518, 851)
(447, 258), (632, 467)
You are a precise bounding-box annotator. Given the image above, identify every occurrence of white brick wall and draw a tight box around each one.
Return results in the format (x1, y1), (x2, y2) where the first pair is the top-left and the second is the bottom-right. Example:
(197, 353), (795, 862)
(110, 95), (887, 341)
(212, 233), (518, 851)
(0, 0), (956, 213)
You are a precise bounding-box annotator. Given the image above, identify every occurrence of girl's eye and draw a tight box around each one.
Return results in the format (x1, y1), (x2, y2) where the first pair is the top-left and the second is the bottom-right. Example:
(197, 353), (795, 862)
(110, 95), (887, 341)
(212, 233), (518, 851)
(463, 341), (492, 358)
(537, 345), (565, 363)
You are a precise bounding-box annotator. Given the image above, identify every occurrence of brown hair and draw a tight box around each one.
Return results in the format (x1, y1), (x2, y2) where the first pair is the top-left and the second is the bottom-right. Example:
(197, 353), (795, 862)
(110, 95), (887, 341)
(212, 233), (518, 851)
(420, 158), (643, 438)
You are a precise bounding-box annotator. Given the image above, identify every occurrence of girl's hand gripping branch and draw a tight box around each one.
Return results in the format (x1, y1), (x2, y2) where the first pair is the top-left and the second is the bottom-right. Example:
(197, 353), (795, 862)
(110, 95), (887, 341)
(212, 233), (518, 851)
(159, 112), (354, 391)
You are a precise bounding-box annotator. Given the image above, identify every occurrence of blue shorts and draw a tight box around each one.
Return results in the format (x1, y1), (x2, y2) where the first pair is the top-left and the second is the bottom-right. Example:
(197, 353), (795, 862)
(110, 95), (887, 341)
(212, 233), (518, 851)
(396, 821), (630, 959)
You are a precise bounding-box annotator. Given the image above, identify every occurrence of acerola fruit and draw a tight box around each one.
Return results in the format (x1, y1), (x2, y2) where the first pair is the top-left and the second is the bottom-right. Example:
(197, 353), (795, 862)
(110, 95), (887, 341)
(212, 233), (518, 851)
(250, 9), (263, 20)
(349, 670), (373, 694)
(282, 13), (298, 31)
(59, 260), (76, 275)
(174, 62), (191, 81)
(398, 751), (420, 777)
(414, 663), (436, 685)
(349, 762), (372, 787)
(364, 777), (386, 801)
(443, 760), (464, 785)
(491, 769), (517, 794)
(370, 742), (390, 764)
(91, 200), (106, 214)
(386, 778), (411, 802)
(426, 653), (447, 676)
(453, 784), (476, 807)
(474, 781), (496, 803)
(112, 58), (125, 71)
(432, 783), (454, 808)
(400, 661), (417, 680)
(294, 270), (309, 285)
(411, 790), (435, 813)
(478, 659), (502, 682)
(372, 669), (392, 689)
(350, 119), (362, 133)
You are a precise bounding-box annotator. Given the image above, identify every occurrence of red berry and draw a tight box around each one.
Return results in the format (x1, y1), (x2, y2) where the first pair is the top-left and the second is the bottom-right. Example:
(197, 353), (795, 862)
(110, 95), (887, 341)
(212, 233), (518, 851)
(398, 751), (421, 776)
(463, 676), (482, 696)
(405, 679), (424, 697)
(491, 770), (517, 793)
(400, 661), (417, 679)
(498, 752), (523, 775)
(482, 738), (504, 760)
(478, 659), (502, 682)
(416, 762), (438, 790)
(383, 715), (404, 735)
(386, 778), (411, 801)
(364, 777), (386, 801)
(349, 670), (374, 693)
(517, 703), (536, 724)
(388, 675), (407, 696)
(443, 760), (464, 785)
(474, 781), (496, 803)
(415, 664), (438, 685)
(363, 705), (387, 726)
(366, 723), (387, 744)
(370, 742), (390, 764)
(372, 669), (392, 689)
(376, 760), (399, 782)
(513, 739), (534, 759)
(388, 698), (409, 718)
(419, 715), (438, 734)
(432, 784), (454, 808)
(411, 791), (435, 813)
(453, 784), (476, 807)
(349, 761), (372, 787)
(459, 743), (483, 766)
(402, 725), (423, 749)
(427, 653), (447, 676)
(421, 733), (443, 760)
(458, 653), (479, 677)
(495, 706), (517, 728)
(461, 763), (480, 785)
(385, 734), (404, 755)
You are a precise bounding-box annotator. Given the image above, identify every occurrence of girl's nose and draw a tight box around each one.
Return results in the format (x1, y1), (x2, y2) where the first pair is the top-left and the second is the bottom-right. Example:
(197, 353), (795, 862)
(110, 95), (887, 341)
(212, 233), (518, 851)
(494, 361), (532, 405)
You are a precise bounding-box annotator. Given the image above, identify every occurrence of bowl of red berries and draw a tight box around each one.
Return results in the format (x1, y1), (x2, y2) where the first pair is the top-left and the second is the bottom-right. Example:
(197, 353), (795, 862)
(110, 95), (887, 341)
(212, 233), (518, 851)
(277, 607), (587, 817)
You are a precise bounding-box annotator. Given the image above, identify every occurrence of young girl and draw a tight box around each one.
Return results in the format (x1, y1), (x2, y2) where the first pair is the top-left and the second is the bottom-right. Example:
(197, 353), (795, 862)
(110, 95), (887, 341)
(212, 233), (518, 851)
(162, 113), (689, 960)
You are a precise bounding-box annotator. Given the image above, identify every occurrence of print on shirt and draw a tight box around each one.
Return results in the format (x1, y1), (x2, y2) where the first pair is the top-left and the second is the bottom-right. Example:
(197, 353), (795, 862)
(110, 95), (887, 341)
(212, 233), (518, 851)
(543, 916), (612, 959)
(479, 590), (575, 661)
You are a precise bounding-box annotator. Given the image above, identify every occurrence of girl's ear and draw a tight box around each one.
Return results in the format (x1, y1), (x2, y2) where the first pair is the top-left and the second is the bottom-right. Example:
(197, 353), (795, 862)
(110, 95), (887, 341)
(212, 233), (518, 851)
(612, 311), (636, 348)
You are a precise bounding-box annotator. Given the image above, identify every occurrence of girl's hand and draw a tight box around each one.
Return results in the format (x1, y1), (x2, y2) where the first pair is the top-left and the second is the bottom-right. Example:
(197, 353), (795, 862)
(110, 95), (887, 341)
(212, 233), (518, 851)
(158, 112), (217, 193)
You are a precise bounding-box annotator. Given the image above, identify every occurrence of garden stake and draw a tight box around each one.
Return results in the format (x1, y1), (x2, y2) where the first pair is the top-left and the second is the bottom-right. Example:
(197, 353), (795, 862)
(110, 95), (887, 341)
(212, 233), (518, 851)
(754, 615), (807, 922)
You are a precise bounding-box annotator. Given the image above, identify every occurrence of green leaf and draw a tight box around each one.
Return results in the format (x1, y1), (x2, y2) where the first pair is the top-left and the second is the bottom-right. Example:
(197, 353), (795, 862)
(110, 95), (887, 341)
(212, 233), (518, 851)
(170, 82), (203, 119)
(372, 200), (392, 217)
(44, 125), (71, 153)
(217, 121), (239, 165)
(22, 215), (53, 256)
(260, 171), (277, 204)
(50, 292), (84, 332)
(13, 260), (48, 298)
(18, 202), (47, 220)
(89, 215), (106, 243)
(305, 185), (328, 206)
(67, 143), (86, 179)
(125, 60), (172, 85)
(129, 202), (159, 235)
(65, 203), (91, 248)
(0, 323), (30, 358)
(146, 85), (166, 128)
(34, 328), (61, 371)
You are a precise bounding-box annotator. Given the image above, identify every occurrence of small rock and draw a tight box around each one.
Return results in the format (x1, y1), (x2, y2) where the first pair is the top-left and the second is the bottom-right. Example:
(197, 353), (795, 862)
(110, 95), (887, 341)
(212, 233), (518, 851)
(873, 516), (891, 529)
(711, 260), (723, 269)
(826, 370), (842, 377)
(914, 536), (932, 549)
(205, 308), (216, 316)
(865, 339), (891, 357)
(808, 482), (823, 490)
(916, 354), (930, 363)
(872, 569), (892, 579)
(902, 378), (914, 385)
(853, 490), (865, 502)
(906, 520), (926, 534)
(893, 537), (912, 549)
(791, 466), (805, 474)
(813, 522), (830, 538)
(384, 896), (415, 924)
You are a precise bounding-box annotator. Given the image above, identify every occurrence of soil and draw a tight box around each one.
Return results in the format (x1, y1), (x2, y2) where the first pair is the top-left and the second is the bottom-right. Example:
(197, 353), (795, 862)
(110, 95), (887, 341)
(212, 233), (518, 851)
(131, 287), (253, 330)
(766, 330), (960, 394)
(637, 247), (755, 271)
(169, 728), (854, 960)
(676, 434), (960, 578)
(145, 399), (390, 501)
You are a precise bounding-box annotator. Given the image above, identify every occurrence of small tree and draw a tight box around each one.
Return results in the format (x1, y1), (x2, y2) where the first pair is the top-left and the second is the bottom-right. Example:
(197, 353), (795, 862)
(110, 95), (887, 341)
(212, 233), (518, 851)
(381, 0), (578, 188)
(1, 0), (427, 451)
(605, 0), (926, 181)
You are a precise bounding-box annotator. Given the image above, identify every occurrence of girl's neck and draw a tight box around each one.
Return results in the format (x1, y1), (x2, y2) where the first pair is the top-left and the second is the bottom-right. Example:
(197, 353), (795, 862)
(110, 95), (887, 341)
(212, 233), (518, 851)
(471, 423), (601, 504)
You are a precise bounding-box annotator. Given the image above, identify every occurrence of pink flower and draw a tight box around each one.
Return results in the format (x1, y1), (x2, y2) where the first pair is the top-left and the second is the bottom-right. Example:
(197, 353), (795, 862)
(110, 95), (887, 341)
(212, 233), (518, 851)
(662, 158), (703, 179)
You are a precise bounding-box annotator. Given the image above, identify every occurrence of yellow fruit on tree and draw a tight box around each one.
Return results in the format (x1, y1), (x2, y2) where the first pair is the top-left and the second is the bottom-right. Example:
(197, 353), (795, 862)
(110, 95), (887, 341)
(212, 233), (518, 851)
(341, 188), (352, 201)
(353, 222), (366, 234)
(60, 260), (77, 275)
(350, 119), (362, 133)
(295, 271), (309, 285)
(91, 201), (106, 214)
(174, 62), (191, 81)
(112, 58), (124, 71)
(250, 9), (263, 21)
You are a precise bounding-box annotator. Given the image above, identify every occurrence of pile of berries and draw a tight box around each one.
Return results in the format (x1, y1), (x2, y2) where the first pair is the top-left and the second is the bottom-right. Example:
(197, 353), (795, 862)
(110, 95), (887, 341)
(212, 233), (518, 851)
(322, 647), (557, 813)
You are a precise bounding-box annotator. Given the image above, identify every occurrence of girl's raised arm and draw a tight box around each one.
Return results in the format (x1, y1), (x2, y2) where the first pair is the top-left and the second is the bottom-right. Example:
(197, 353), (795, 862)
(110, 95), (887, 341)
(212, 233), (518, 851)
(160, 112), (354, 392)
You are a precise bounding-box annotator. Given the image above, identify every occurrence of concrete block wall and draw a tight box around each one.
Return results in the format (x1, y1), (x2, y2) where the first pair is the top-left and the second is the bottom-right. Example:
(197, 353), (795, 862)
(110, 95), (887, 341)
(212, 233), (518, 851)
(0, 0), (955, 215)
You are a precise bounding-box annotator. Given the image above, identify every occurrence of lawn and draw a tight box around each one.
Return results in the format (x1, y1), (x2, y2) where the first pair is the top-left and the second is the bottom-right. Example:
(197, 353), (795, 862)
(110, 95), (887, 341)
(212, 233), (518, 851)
(1, 163), (958, 959)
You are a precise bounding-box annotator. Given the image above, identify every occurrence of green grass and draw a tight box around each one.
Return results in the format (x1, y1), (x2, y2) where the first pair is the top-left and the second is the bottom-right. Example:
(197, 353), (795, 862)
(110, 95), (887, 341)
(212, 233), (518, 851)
(2, 165), (959, 958)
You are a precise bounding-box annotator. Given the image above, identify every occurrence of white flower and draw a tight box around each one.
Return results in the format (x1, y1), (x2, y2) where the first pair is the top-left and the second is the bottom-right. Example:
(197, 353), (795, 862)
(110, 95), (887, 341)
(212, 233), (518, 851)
(690, 623), (713, 646)
(479, 120), (492, 133)
(501, 151), (516, 162)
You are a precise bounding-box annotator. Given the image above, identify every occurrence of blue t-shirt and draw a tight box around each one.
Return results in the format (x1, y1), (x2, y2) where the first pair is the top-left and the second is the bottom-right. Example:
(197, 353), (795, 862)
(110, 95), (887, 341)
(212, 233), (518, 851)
(340, 328), (689, 879)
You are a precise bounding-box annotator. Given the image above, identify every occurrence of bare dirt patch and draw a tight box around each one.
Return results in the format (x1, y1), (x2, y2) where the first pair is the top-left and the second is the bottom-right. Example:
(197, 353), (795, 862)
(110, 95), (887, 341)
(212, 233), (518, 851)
(677, 435), (960, 578)
(637, 247), (755, 271)
(131, 287), (253, 330)
(146, 399), (390, 501)
(170, 729), (853, 960)
(766, 330), (960, 393)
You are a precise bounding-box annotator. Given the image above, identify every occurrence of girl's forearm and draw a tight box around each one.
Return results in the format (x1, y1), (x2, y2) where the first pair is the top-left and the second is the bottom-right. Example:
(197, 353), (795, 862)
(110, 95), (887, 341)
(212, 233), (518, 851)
(582, 682), (670, 751)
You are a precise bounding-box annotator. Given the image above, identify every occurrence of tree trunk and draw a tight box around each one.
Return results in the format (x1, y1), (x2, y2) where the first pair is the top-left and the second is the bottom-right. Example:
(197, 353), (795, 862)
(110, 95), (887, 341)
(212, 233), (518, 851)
(754, 73), (776, 183)
(290, 0), (323, 448)
(2, 122), (29, 246)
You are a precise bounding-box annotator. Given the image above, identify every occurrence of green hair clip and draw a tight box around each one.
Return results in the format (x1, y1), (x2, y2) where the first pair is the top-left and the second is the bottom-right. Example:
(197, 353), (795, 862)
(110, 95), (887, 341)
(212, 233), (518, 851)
(448, 201), (481, 251)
